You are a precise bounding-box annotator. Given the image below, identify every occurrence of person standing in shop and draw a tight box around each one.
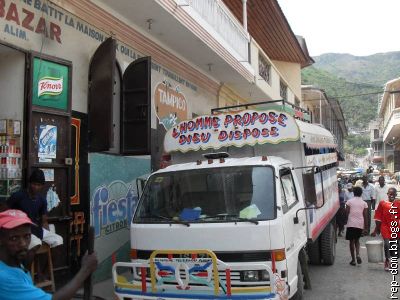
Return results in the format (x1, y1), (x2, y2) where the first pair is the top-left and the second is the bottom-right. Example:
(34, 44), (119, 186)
(7, 169), (63, 267)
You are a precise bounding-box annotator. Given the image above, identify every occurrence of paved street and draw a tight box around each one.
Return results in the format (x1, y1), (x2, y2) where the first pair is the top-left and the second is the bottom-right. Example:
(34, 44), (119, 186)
(88, 234), (395, 300)
(304, 234), (394, 300)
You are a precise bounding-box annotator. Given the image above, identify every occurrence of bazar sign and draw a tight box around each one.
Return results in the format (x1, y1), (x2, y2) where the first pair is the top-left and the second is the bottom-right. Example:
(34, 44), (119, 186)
(38, 77), (63, 97)
(154, 81), (187, 130)
(164, 109), (300, 153)
(0, 0), (62, 43)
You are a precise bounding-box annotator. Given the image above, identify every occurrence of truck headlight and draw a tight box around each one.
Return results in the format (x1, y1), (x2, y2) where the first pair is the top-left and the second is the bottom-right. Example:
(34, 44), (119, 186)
(260, 270), (270, 281)
(136, 267), (150, 277)
(241, 270), (269, 282)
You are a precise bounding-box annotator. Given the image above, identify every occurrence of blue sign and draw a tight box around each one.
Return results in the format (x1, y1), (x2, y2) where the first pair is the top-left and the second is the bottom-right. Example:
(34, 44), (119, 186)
(38, 125), (57, 159)
(91, 180), (137, 237)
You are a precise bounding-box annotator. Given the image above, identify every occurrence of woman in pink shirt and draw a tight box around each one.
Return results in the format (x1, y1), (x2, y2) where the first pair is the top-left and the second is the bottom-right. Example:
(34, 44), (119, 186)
(345, 186), (368, 266)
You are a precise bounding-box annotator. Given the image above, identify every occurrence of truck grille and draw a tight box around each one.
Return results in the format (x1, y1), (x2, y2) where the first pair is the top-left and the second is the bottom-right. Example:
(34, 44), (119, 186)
(136, 250), (271, 262)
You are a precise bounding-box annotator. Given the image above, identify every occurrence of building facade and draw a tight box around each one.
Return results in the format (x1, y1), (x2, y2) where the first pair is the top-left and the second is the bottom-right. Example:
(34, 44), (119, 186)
(378, 77), (400, 172)
(301, 86), (348, 158)
(0, 0), (313, 282)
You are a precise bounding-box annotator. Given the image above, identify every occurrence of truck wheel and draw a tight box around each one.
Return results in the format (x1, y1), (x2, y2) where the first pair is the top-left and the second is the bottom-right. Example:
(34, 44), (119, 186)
(290, 261), (304, 300)
(320, 223), (336, 265)
(307, 239), (321, 265)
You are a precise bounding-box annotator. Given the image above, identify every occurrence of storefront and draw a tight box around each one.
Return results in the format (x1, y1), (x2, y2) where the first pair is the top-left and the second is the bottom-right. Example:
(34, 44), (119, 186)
(0, 0), (218, 282)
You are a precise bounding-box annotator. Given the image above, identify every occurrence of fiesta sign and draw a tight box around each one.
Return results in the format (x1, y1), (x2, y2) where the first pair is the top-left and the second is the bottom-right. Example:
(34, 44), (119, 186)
(91, 181), (138, 237)
(38, 77), (63, 97)
(164, 109), (300, 153)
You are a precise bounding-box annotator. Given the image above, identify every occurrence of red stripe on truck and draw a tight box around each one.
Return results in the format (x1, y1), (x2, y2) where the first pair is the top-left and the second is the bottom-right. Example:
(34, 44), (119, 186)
(311, 199), (340, 240)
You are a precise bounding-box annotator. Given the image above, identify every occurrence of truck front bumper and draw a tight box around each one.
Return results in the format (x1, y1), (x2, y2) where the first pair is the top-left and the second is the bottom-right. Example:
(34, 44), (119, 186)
(113, 249), (282, 300)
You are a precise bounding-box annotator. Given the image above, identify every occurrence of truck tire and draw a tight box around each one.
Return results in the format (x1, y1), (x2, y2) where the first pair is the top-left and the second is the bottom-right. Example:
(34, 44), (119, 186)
(320, 223), (336, 265)
(307, 239), (321, 265)
(290, 261), (304, 300)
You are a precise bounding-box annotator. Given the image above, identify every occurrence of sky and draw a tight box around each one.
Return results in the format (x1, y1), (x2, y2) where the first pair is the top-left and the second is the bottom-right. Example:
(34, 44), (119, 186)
(277, 0), (400, 57)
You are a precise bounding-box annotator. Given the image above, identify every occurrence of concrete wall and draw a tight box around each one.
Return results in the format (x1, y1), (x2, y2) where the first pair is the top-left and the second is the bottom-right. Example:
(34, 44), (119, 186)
(272, 60), (302, 100)
(0, 46), (25, 148)
(0, 46), (25, 121)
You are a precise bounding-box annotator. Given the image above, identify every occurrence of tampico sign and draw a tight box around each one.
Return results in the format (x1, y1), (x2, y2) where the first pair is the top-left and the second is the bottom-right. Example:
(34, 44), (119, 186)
(164, 109), (300, 153)
(154, 81), (187, 130)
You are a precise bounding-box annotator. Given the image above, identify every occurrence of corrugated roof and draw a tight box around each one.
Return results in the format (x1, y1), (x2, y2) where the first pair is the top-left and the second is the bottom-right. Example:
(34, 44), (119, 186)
(223, 0), (314, 67)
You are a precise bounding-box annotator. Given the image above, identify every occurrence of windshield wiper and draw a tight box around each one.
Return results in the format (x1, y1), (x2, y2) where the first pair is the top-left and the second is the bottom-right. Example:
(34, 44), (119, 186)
(141, 214), (190, 227)
(199, 214), (259, 225)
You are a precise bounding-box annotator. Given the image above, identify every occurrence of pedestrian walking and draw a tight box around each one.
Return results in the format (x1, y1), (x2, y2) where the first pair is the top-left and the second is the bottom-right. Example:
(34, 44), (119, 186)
(371, 187), (400, 271)
(336, 185), (347, 237)
(374, 176), (389, 204)
(344, 183), (354, 202)
(360, 176), (375, 233)
(345, 186), (368, 266)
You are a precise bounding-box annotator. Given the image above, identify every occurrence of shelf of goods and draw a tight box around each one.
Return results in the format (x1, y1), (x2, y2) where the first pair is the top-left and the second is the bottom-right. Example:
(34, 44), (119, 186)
(0, 135), (22, 198)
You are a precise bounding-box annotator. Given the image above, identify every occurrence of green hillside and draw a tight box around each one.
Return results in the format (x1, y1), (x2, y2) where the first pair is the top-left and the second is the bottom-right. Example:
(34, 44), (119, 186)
(301, 66), (380, 130)
(313, 52), (400, 86)
(302, 52), (400, 131)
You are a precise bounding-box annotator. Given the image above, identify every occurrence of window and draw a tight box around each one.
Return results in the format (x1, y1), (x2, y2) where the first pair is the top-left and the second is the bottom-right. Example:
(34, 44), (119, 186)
(395, 94), (400, 109)
(258, 54), (271, 84)
(88, 37), (151, 154)
(374, 129), (379, 139)
(280, 168), (298, 212)
(280, 81), (287, 101)
(134, 166), (276, 223)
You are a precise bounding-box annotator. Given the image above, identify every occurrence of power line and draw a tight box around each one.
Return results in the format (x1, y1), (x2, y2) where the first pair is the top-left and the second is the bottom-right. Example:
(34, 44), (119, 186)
(303, 90), (384, 102)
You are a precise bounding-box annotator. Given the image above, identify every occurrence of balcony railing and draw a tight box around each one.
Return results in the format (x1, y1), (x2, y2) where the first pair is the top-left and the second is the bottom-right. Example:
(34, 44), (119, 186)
(383, 107), (400, 139)
(187, 0), (249, 61)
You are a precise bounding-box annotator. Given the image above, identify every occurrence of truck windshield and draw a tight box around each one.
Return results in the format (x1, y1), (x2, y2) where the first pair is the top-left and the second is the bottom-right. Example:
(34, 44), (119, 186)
(133, 166), (276, 223)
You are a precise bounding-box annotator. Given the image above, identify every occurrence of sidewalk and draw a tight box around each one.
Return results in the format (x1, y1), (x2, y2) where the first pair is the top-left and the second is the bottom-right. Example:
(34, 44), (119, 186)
(74, 277), (116, 300)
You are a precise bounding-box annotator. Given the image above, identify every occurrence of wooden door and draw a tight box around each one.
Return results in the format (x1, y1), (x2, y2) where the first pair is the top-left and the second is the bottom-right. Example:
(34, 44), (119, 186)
(26, 53), (72, 273)
(121, 56), (151, 155)
(88, 37), (116, 152)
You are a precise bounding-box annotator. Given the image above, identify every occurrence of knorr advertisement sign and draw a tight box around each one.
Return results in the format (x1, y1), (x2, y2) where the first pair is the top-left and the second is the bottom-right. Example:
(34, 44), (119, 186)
(32, 58), (69, 110)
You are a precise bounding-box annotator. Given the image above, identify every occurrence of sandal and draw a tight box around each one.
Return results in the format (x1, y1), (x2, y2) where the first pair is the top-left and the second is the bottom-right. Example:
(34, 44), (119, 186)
(349, 261), (356, 266)
(356, 256), (362, 264)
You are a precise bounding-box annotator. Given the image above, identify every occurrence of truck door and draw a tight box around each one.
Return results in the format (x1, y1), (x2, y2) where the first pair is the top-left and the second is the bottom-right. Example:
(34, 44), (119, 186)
(279, 167), (307, 287)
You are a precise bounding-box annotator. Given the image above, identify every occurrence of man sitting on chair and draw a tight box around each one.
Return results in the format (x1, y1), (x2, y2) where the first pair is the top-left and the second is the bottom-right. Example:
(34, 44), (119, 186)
(0, 209), (97, 300)
(7, 169), (63, 266)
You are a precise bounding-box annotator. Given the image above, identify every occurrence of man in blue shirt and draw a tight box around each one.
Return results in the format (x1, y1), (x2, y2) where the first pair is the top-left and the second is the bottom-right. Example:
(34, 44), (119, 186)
(0, 209), (97, 300)
(7, 169), (63, 266)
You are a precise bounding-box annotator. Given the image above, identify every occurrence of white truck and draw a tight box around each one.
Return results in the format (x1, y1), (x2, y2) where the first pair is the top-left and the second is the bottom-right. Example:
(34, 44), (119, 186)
(113, 104), (339, 300)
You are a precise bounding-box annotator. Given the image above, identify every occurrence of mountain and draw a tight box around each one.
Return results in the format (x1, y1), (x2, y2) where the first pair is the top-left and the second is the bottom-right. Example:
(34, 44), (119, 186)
(313, 52), (400, 86)
(301, 51), (400, 130)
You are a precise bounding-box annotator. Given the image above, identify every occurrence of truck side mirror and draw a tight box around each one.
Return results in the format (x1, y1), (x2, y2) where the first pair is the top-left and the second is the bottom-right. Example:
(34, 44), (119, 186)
(136, 177), (147, 199)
